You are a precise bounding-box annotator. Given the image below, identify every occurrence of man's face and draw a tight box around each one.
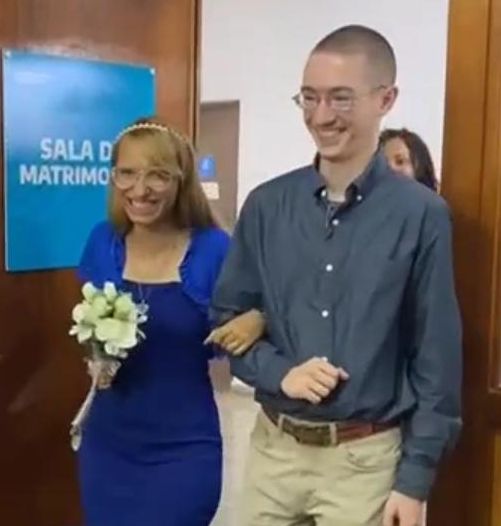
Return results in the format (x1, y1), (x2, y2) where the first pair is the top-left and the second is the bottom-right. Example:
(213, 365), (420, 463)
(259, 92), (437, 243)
(300, 51), (396, 163)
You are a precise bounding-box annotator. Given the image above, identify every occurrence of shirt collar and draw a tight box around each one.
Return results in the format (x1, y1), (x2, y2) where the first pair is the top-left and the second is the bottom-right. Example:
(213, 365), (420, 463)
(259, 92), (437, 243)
(310, 149), (386, 201)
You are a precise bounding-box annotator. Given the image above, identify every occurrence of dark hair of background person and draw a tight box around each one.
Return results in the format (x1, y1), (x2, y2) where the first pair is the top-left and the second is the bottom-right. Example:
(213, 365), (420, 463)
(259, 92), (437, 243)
(380, 128), (439, 192)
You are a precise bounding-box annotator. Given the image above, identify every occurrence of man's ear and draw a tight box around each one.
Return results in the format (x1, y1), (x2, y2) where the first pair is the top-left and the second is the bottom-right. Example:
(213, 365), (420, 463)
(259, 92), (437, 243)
(381, 85), (399, 115)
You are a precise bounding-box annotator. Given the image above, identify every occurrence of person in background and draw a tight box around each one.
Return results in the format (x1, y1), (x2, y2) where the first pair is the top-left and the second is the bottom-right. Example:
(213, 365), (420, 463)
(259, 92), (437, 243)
(211, 25), (462, 526)
(380, 127), (439, 191)
(76, 116), (263, 526)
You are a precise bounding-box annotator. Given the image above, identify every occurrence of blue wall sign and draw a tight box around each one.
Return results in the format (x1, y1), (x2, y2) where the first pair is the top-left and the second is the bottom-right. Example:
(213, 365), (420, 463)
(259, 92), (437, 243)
(2, 50), (156, 271)
(198, 154), (216, 180)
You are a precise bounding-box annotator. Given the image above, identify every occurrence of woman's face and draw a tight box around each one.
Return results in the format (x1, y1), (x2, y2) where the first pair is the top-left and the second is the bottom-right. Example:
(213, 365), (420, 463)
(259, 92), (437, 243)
(112, 136), (180, 227)
(383, 137), (415, 178)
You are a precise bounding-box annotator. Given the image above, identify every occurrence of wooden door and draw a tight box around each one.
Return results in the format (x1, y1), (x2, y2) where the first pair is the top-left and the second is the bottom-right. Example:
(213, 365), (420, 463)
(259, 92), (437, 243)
(199, 100), (240, 230)
(0, 1), (200, 524)
(199, 100), (240, 392)
(428, 0), (501, 524)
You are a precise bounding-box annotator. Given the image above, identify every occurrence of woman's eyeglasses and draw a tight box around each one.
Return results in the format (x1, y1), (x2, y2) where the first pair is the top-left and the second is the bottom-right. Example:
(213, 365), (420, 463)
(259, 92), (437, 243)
(111, 167), (180, 191)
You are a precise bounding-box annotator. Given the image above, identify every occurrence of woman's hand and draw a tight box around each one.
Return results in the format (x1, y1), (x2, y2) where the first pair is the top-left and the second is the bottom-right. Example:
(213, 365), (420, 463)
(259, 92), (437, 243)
(205, 309), (266, 355)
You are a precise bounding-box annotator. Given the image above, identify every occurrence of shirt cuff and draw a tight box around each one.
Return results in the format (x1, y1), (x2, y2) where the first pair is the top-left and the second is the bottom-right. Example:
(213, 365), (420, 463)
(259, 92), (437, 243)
(393, 459), (437, 501)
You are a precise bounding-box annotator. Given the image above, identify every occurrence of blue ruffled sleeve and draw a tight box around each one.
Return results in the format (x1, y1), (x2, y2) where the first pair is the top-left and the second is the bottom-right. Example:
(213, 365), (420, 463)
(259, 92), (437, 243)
(179, 227), (231, 311)
(77, 221), (124, 286)
(178, 227), (231, 359)
(78, 223), (230, 310)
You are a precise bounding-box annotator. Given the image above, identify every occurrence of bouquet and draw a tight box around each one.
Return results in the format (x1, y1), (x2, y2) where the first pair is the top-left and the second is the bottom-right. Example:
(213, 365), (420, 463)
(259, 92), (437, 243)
(68, 281), (148, 451)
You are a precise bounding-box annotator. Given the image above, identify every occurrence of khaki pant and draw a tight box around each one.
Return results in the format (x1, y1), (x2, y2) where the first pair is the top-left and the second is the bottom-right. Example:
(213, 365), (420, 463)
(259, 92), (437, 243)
(241, 410), (401, 526)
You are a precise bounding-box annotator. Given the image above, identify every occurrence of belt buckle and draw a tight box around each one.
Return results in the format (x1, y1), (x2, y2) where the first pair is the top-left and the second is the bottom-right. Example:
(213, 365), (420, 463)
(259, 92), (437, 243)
(290, 420), (336, 447)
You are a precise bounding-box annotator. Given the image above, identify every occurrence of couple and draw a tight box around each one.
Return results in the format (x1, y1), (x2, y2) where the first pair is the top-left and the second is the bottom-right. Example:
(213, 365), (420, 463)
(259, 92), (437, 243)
(77, 25), (461, 526)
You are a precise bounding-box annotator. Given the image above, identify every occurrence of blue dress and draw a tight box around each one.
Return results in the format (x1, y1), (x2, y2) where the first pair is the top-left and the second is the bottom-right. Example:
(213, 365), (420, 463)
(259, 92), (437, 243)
(76, 222), (230, 526)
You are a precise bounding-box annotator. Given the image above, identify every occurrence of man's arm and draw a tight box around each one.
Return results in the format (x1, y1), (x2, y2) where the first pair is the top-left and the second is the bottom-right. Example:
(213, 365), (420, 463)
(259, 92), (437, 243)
(210, 191), (294, 394)
(394, 199), (462, 501)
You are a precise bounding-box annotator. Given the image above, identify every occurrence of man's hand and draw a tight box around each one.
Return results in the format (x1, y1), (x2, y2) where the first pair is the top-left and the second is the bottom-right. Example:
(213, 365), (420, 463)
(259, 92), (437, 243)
(280, 357), (349, 404)
(383, 491), (424, 526)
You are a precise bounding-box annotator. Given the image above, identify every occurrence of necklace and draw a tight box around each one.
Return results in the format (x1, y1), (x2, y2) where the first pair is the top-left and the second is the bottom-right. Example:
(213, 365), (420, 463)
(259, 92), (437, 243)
(136, 282), (155, 309)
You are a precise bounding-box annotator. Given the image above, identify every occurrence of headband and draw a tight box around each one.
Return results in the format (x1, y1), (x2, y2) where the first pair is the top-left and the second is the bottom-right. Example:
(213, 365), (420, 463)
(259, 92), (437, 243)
(115, 122), (188, 145)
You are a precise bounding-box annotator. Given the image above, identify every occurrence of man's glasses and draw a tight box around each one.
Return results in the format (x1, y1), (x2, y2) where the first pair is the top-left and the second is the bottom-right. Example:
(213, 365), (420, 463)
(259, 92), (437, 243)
(292, 85), (388, 113)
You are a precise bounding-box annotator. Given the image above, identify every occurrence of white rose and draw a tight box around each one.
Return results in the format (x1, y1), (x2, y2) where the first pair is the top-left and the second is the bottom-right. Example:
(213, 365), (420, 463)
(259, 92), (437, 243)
(103, 282), (118, 302)
(95, 318), (122, 342)
(90, 295), (111, 319)
(115, 322), (138, 348)
(82, 282), (98, 302)
(95, 318), (138, 351)
(69, 323), (93, 343)
(103, 343), (122, 357)
(114, 294), (136, 320)
(104, 343), (128, 358)
(72, 302), (90, 324)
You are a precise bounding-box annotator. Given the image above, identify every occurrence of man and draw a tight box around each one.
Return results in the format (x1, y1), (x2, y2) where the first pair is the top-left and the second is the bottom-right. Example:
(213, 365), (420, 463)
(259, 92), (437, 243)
(211, 25), (462, 526)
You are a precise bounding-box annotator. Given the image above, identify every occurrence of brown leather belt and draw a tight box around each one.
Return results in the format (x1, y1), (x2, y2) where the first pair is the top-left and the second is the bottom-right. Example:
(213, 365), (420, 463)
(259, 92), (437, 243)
(262, 405), (397, 447)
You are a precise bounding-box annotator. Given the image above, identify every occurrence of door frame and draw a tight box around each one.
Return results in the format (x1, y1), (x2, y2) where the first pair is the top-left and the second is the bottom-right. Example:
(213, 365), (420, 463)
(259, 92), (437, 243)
(428, 1), (501, 524)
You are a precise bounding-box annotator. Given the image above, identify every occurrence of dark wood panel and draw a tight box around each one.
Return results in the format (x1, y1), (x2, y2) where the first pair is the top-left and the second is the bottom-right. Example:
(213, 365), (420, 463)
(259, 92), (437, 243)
(492, 435), (501, 525)
(0, 1), (199, 525)
(427, 0), (490, 523)
(428, 0), (501, 525)
(483, 1), (501, 395)
(0, 0), (199, 132)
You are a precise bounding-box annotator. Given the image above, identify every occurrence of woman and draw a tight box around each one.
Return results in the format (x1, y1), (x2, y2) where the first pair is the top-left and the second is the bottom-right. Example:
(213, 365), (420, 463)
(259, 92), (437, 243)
(77, 117), (264, 525)
(380, 127), (438, 191)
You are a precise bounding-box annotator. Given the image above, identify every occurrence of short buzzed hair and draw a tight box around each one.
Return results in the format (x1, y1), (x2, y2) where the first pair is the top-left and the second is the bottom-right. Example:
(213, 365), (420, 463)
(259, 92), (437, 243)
(312, 25), (397, 85)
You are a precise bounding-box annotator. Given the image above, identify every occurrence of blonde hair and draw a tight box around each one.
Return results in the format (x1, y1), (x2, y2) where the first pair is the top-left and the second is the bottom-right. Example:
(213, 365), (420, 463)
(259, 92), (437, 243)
(108, 117), (218, 233)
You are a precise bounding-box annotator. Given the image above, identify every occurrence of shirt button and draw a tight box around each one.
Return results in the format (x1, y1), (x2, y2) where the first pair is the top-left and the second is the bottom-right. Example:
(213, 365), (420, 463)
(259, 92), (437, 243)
(321, 189), (327, 198)
(357, 194), (363, 202)
(332, 219), (340, 226)
(321, 310), (330, 318)
(325, 264), (334, 272)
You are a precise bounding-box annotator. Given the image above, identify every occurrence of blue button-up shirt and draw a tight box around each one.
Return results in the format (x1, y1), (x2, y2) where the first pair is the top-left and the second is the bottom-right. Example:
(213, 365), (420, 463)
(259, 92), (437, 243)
(211, 152), (462, 500)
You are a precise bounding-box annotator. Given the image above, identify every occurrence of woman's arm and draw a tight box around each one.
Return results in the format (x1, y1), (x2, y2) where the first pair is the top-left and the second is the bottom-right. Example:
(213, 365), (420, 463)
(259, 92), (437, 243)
(205, 309), (266, 355)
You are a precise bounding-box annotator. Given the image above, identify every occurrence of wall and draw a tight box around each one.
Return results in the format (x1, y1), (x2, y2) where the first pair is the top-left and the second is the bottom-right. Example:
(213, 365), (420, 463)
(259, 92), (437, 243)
(0, 1), (199, 524)
(201, 0), (450, 206)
